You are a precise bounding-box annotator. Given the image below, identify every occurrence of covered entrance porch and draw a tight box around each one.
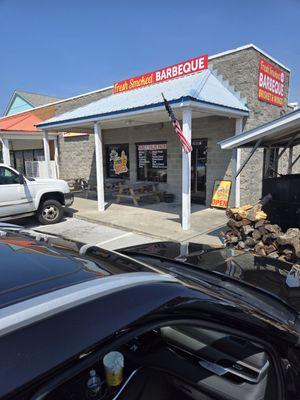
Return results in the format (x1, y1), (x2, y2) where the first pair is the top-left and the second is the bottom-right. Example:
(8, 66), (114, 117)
(39, 69), (249, 230)
(69, 195), (227, 244)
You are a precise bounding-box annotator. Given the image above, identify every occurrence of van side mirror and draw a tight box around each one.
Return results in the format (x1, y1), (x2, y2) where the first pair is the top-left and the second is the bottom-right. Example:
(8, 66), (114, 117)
(19, 174), (25, 185)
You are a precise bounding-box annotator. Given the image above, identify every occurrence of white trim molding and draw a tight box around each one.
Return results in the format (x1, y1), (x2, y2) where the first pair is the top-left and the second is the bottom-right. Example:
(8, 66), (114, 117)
(0, 131), (58, 140)
(209, 43), (290, 72)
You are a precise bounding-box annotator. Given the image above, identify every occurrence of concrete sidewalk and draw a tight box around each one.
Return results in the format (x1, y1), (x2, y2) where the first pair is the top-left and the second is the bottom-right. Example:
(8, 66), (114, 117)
(28, 218), (157, 250)
(68, 197), (226, 246)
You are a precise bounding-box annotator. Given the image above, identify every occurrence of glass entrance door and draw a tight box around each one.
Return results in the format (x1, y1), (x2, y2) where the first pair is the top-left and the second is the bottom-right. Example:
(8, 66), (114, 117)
(191, 139), (207, 204)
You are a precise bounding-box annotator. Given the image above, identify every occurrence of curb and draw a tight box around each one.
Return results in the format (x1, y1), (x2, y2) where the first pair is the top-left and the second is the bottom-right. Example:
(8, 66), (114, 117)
(72, 213), (166, 241)
(71, 213), (225, 244)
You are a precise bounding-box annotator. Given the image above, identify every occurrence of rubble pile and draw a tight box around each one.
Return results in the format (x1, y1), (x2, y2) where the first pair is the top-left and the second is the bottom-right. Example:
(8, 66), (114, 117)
(223, 203), (300, 263)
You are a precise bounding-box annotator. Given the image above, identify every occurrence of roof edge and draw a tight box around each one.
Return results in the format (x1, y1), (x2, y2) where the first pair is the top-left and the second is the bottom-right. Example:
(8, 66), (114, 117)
(15, 89), (62, 100)
(209, 44), (291, 72)
(38, 96), (249, 130)
(3, 91), (34, 117)
(0, 131), (58, 137)
(0, 85), (113, 121)
(219, 108), (300, 149)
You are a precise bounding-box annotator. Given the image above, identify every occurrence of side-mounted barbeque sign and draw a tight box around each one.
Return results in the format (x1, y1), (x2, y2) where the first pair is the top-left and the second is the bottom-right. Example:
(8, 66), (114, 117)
(258, 58), (285, 107)
(114, 55), (208, 94)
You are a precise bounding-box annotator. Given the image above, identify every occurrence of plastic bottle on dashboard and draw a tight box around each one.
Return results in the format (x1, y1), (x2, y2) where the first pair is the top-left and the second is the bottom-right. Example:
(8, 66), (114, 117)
(86, 370), (102, 398)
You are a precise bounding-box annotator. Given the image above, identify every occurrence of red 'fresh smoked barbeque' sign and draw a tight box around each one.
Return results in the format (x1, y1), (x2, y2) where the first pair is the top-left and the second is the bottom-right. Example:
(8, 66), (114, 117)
(114, 55), (208, 94)
(258, 58), (285, 107)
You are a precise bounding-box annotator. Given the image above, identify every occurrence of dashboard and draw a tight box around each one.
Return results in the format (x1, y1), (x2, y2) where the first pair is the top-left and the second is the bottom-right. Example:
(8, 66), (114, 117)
(37, 326), (272, 400)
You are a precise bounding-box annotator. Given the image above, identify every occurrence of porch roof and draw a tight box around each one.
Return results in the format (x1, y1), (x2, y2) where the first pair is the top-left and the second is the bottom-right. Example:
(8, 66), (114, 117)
(0, 110), (58, 139)
(219, 108), (300, 149)
(0, 112), (42, 132)
(38, 69), (249, 130)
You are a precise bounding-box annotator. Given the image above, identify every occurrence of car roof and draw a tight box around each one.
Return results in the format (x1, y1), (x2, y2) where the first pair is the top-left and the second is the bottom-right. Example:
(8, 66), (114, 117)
(121, 241), (300, 314)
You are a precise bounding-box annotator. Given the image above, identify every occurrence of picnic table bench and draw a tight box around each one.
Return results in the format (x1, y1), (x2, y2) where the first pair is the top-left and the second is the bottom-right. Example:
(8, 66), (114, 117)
(83, 178), (126, 199)
(104, 178), (127, 198)
(116, 182), (160, 206)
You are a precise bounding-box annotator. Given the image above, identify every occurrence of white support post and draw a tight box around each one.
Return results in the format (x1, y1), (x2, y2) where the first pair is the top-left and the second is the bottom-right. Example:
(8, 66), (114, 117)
(94, 122), (105, 212)
(232, 118), (243, 207)
(54, 137), (59, 178)
(43, 130), (51, 178)
(182, 109), (192, 230)
(1, 138), (11, 166)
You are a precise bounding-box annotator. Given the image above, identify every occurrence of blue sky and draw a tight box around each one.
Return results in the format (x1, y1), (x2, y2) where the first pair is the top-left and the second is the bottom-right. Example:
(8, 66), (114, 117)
(0, 0), (299, 115)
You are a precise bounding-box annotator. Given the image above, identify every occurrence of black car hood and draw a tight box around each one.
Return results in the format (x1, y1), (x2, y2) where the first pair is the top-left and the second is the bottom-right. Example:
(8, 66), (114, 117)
(0, 232), (111, 308)
(120, 241), (300, 313)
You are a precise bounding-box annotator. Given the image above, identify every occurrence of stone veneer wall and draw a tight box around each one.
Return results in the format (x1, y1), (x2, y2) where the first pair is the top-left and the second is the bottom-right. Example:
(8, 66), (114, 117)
(55, 88), (113, 181)
(193, 117), (236, 205)
(54, 88), (112, 115)
(210, 47), (291, 204)
(277, 144), (300, 175)
(57, 134), (95, 182)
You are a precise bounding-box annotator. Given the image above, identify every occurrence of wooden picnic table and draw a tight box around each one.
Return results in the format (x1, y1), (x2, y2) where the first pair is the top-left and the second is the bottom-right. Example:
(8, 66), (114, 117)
(84, 178), (126, 199)
(116, 182), (160, 206)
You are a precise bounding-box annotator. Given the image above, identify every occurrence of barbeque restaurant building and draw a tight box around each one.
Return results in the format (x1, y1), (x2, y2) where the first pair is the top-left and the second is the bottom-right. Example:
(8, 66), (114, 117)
(38, 44), (293, 230)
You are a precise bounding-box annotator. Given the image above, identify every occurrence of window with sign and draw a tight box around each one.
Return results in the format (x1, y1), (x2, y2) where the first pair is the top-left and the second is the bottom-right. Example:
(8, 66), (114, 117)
(106, 144), (130, 179)
(136, 142), (167, 182)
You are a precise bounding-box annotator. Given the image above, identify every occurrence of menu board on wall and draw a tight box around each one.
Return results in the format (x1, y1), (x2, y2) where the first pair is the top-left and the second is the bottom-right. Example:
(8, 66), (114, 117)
(137, 143), (167, 169)
(137, 142), (167, 182)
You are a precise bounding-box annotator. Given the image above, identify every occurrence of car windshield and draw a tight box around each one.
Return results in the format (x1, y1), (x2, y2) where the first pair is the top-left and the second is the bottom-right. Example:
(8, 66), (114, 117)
(122, 249), (300, 314)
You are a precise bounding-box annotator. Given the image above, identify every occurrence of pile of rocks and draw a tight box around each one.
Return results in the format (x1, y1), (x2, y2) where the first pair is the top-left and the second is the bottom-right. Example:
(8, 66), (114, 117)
(223, 203), (300, 263)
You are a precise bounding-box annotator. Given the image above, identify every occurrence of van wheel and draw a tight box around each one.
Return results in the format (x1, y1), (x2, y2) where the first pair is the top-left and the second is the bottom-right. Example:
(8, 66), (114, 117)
(38, 200), (64, 225)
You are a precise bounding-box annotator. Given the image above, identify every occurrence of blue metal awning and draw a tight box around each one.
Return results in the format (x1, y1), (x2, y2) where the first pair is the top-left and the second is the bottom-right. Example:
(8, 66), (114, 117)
(38, 69), (249, 129)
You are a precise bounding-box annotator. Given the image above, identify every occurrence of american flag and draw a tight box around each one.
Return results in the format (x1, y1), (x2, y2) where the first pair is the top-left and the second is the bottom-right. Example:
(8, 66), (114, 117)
(162, 93), (193, 153)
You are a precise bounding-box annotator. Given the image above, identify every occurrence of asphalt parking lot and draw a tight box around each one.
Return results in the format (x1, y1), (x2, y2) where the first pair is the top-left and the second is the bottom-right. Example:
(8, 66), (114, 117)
(14, 215), (158, 251)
